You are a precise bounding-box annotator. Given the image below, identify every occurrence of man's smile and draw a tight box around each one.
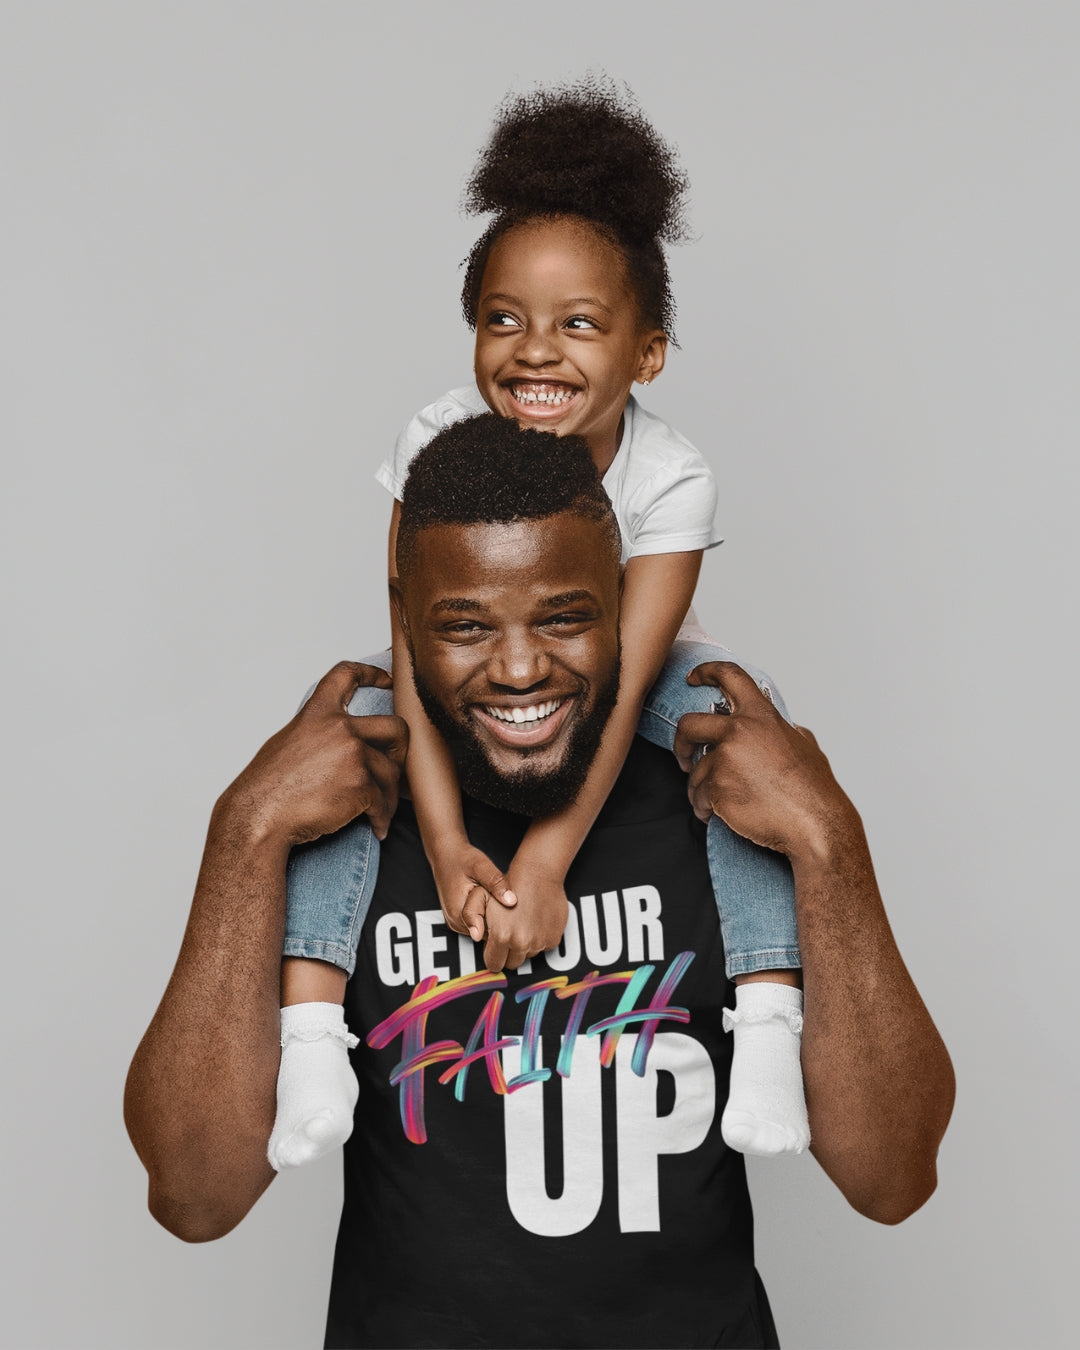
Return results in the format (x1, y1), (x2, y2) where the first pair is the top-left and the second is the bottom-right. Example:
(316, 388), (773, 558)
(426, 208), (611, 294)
(472, 695), (575, 749)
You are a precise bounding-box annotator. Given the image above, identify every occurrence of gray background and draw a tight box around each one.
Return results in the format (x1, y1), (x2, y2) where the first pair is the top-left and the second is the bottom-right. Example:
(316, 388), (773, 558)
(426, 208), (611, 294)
(2, 2), (1075, 1346)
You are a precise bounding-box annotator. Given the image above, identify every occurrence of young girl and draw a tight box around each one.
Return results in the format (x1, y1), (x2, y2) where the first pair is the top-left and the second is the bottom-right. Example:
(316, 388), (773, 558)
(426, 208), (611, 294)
(269, 78), (809, 1169)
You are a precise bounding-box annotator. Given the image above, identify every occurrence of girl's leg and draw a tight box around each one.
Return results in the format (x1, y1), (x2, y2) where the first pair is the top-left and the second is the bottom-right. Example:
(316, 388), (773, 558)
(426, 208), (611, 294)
(268, 654), (393, 1170)
(639, 637), (810, 1156)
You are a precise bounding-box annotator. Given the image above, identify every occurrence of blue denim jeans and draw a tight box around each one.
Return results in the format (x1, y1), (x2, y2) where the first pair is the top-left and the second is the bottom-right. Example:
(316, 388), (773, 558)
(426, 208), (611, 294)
(636, 639), (801, 978)
(283, 642), (801, 979)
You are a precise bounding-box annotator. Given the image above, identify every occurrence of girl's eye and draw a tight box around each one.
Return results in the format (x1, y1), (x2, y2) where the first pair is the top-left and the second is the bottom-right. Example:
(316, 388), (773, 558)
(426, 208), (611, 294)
(565, 315), (598, 330)
(487, 312), (520, 329)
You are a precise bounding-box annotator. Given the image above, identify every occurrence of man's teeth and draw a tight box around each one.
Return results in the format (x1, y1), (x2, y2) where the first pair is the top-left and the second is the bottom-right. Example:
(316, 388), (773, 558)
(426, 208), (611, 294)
(511, 384), (575, 405)
(486, 699), (563, 725)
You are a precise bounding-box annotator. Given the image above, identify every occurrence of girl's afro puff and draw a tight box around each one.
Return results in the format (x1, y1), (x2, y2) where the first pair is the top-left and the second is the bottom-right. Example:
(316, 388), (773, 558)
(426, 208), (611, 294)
(461, 74), (690, 337)
(463, 74), (689, 248)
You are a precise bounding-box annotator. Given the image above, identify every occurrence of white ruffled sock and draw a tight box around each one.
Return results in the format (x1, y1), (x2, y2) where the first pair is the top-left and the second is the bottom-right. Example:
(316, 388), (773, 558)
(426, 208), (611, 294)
(721, 982), (810, 1157)
(267, 1002), (359, 1172)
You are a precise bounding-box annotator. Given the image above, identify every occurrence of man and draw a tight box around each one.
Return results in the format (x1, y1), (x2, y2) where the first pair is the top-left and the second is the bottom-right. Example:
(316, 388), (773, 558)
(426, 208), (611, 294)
(125, 419), (953, 1348)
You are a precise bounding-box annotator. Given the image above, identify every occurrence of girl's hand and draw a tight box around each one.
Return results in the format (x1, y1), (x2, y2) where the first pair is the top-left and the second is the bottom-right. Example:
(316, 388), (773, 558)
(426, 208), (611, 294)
(481, 865), (569, 974)
(429, 837), (517, 944)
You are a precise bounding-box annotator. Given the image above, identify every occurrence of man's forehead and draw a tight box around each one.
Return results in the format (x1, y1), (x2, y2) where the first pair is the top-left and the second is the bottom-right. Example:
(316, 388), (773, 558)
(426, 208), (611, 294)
(409, 515), (620, 593)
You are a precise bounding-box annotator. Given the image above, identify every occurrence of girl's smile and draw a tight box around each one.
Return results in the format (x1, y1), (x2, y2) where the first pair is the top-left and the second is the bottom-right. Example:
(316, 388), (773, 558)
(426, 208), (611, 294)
(473, 215), (666, 474)
(505, 379), (579, 415)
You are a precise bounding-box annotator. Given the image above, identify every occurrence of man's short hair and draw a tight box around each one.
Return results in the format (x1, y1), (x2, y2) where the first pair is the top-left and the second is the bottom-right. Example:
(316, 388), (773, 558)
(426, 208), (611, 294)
(396, 414), (622, 578)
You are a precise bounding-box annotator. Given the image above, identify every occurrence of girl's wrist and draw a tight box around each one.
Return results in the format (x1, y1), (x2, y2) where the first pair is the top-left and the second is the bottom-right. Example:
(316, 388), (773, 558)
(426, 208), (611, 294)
(511, 838), (572, 885)
(425, 827), (471, 863)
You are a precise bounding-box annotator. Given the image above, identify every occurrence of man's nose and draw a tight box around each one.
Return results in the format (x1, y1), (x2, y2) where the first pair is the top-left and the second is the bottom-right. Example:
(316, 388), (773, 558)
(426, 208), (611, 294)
(486, 633), (552, 689)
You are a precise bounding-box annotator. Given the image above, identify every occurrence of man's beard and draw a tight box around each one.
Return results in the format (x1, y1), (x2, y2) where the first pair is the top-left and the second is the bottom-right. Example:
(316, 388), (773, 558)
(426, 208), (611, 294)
(412, 659), (621, 818)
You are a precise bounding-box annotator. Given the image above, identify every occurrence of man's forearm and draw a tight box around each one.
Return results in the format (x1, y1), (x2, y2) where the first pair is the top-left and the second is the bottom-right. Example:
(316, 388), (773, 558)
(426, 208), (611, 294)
(794, 817), (955, 1223)
(124, 662), (406, 1242)
(124, 800), (286, 1241)
(676, 662), (954, 1222)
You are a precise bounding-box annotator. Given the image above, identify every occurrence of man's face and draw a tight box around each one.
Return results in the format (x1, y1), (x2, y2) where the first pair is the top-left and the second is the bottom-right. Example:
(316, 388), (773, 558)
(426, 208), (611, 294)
(394, 512), (621, 816)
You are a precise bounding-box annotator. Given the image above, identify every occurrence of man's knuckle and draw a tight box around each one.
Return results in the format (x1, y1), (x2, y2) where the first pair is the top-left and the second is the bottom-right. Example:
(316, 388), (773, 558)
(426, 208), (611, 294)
(351, 761), (375, 792)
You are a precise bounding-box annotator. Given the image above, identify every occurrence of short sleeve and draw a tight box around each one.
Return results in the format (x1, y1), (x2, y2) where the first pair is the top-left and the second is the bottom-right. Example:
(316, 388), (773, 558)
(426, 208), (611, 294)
(624, 459), (722, 558)
(603, 399), (723, 559)
(374, 385), (487, 501)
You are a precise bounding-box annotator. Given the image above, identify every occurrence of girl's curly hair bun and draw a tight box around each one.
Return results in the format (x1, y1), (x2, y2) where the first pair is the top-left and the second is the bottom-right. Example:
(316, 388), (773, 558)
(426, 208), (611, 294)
(463, 73), (690, 249)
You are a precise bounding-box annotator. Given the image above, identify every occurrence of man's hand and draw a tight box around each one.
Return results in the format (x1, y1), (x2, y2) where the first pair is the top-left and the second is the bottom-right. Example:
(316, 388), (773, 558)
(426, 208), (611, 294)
(219, 661), (408, 849)
(673, 662), (858, 864)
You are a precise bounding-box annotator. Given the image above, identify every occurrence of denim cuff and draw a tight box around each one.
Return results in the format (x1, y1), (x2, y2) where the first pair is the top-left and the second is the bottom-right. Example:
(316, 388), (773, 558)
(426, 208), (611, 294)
(723, 946), (802, 981)
(281, 936), (357, 978)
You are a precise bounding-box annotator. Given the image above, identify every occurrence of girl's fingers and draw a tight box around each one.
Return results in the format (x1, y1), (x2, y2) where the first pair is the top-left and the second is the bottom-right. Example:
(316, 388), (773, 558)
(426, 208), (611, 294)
(459, 886), (488, 944)
(504, 944), (530, 972)
(469, 854), (517, 908)
(482, 930), (510, 974)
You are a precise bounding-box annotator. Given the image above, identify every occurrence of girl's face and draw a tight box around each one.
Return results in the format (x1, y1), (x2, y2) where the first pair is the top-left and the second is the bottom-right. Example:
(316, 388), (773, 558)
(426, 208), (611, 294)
(473, 216), (667, 473)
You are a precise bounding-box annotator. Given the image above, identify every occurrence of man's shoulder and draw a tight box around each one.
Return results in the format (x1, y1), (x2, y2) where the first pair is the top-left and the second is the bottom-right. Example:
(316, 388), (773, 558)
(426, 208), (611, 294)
(595, 736), (698, 829)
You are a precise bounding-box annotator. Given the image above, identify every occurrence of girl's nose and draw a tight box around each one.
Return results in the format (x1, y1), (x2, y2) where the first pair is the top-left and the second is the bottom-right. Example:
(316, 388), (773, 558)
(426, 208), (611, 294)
(514, 323), (560, 367)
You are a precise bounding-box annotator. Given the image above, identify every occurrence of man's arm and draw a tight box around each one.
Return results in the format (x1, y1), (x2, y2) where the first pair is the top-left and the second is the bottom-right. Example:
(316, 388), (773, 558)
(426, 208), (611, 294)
(123, 663), (407, 1242)
(674, 663), (955, 1224)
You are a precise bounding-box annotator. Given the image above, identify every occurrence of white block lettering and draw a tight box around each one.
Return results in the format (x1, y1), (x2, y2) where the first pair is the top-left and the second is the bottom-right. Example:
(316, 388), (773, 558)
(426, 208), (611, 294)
(623, 885), (664, 962)
(415, 909), (451, 983)
(457, 932), (477, 976)
(503, 1038), (603, 1236)
(615, 1032), (714, 1232)
(580, 891), (623, 964)
(374, 912), (415, 987)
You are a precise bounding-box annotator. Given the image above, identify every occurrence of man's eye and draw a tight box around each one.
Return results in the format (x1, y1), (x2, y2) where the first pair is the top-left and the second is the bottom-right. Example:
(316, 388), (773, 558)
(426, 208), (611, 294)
(546, 612), (592, 628)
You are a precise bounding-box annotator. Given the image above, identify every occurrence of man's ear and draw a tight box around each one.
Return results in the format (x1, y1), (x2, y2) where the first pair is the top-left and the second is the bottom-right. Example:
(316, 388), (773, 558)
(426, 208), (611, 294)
(388, 577), (410, 640)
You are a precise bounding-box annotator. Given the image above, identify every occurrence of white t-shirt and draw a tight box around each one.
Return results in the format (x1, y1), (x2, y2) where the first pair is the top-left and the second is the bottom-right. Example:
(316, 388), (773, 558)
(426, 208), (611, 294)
(375, 384), (723, 565)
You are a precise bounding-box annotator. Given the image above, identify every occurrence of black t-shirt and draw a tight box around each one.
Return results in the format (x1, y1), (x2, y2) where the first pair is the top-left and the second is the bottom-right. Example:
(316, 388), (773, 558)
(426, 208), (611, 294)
(326, 738), (778, 1349)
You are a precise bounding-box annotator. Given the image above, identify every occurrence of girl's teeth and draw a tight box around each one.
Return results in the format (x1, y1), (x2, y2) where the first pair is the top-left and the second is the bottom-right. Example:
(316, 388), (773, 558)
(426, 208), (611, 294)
(513, 385), (573, 406)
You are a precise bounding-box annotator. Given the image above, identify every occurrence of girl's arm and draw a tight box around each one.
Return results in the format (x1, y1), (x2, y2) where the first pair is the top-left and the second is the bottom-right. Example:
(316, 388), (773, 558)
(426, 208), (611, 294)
(484, 549), (702, 970)
(387, 502), (515, 941)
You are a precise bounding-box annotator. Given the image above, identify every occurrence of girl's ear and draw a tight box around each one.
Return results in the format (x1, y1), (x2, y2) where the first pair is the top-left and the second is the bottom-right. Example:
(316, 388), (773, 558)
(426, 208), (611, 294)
(637, 331), (668, 386)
